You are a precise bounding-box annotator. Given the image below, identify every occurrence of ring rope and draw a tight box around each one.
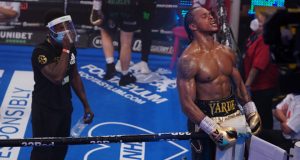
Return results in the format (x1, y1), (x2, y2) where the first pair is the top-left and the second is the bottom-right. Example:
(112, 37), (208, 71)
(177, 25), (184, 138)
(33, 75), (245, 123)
(64, 0), (68, 14)
(0, 132), (207, 147)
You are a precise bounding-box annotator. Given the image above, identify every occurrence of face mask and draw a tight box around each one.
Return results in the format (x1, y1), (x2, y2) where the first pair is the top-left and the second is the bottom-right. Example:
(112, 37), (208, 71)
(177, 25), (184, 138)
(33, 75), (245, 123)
(250, 19), (259, 31)
(54, 31), (67, 44)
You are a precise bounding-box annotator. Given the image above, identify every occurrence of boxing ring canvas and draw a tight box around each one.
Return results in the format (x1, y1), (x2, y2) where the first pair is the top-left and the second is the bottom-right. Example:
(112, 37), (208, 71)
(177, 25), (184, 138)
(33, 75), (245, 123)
(0, 45), (191, 160)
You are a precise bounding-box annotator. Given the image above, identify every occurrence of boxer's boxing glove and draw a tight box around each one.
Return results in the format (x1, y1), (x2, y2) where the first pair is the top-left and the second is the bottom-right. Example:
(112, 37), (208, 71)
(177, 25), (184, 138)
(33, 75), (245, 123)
(90, 0), (103, 26)
(243, 101), (262, 135)
(199, 116), (238, 150)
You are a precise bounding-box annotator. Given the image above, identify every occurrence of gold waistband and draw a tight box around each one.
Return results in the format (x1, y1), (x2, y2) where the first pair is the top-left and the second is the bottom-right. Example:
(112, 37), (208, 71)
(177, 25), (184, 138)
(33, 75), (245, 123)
(211, 110), (242, 124)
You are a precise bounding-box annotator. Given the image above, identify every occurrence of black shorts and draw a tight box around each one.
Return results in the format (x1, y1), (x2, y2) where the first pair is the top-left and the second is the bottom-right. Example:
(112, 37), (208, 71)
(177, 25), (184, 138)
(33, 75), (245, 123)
(100, 5), (139, 32)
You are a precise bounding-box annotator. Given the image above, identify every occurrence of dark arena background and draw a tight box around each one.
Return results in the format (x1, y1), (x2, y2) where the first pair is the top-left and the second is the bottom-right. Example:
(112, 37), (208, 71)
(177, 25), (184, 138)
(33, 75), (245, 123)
(0, 0), (194, 55)
(0, 0), (300, 160)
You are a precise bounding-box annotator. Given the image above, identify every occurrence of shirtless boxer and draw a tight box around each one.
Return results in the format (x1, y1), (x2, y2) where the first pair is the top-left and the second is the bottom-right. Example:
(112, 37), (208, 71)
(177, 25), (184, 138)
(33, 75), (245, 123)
(177, 7), (262, 159)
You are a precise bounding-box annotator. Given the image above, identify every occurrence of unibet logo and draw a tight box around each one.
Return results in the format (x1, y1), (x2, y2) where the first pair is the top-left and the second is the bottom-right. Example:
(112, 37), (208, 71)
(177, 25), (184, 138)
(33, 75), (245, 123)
(0, 31), (33, 40)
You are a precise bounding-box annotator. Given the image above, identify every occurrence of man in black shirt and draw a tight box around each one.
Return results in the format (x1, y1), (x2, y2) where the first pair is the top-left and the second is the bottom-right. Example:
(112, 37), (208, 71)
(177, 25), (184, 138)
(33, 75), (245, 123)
(31, 9), (94, 160)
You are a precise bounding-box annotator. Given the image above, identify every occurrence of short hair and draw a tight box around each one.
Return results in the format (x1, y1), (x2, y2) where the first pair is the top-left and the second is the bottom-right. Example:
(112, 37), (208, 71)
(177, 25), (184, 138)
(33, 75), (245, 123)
(184, 7), (198, 41)
(44, 8), (65, 26)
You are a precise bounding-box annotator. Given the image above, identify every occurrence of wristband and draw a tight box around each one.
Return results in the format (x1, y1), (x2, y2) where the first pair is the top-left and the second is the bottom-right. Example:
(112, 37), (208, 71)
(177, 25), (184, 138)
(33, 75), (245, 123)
(62, 48), (70, 54)
(243, 101), (257, 116)
(199, 116), (218, 134)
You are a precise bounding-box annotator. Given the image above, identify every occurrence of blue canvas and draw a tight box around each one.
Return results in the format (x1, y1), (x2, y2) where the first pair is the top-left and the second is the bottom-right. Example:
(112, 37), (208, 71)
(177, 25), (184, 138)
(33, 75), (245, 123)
(0, 44), (191, 160)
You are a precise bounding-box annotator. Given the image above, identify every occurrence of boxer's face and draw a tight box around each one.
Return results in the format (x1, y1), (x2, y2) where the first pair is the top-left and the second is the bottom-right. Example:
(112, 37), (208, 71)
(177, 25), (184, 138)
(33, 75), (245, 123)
(191, 7), (219, 33)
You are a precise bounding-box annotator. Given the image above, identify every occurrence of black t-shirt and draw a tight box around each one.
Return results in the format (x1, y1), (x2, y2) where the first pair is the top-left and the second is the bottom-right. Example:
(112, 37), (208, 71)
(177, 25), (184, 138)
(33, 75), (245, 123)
(31, 40), (77, 110)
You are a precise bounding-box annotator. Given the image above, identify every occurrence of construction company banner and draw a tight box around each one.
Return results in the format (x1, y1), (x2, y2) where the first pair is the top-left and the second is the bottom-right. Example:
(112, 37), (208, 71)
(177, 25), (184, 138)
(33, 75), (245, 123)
(0, 0), (192, 54)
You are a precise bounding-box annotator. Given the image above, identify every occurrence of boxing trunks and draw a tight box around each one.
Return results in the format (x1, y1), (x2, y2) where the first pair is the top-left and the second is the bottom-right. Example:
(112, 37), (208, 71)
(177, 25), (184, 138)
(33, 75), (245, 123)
(100, 0), (139, 32)
(188, 94), (250, 160)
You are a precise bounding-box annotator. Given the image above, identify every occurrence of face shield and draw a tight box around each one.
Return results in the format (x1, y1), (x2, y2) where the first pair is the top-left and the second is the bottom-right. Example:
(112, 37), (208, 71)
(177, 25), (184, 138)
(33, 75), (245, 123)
(47, 15), (77, 44)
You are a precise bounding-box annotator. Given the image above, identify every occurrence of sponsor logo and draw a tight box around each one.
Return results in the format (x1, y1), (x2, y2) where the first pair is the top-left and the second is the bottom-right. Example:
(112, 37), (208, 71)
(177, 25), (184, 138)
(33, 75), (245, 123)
(0, 31), (33, 40)
(92, 36), (119, 48)
(0, 71), (34, 160)
(80, 64), (176, 104)
(92, 35), (102, 48)
(70, 53), (76, 65)
(132, 39), (142, 52)
(156, 4), (178, 8)
(21, 142), (55, 147)
(83, 122), (188, 160)
(38, 55), (47, 64)
(132, 68), (177, 93)
(132, 40), (173, 54)
(4, 39), (26, 44)
(151, 45), (173, 54)
(91, 37), (172, 54)
(159, 29), (173, 34)
(62, 76), (70, 85)
(22, 22), (41, 27)
(0, 31), (34, 44)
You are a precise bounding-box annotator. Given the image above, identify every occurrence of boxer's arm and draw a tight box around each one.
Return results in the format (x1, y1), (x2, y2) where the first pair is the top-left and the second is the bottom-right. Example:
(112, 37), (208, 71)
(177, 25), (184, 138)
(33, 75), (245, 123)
(232, 68), (262, 135)
(228, 49), (261, 134)
(228, 50), (251, 105)
(71, 63), (94, 124)
(231, 67), (251, 105)
(177, 54), (206, 124)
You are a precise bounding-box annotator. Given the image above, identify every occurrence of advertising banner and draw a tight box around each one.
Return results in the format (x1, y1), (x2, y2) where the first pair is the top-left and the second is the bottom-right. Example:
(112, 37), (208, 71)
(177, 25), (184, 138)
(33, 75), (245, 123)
(0, 0), (193, 54)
